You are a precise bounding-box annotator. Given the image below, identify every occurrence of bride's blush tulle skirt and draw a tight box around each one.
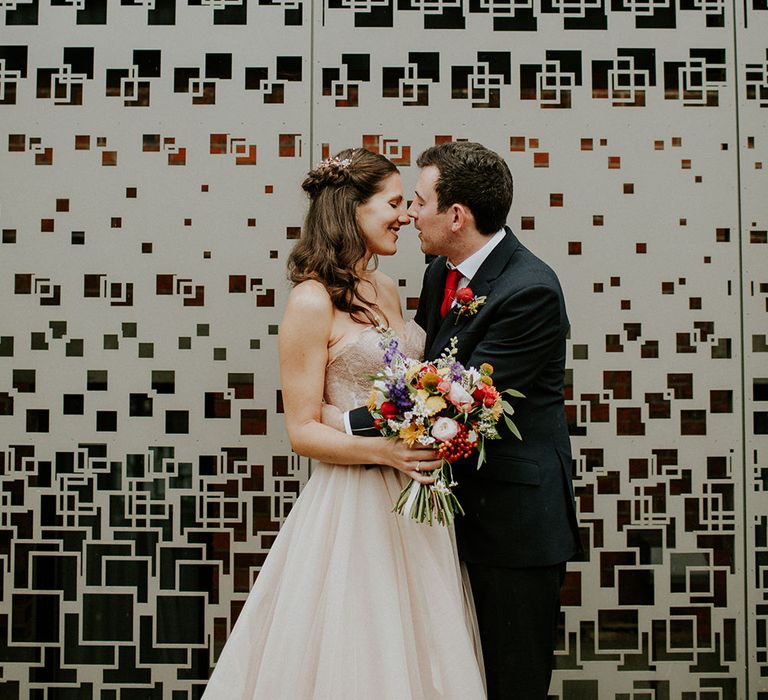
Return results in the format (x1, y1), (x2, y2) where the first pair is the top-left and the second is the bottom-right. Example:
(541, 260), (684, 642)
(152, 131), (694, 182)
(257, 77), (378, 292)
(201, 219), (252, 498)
(202, 463), (486, 699)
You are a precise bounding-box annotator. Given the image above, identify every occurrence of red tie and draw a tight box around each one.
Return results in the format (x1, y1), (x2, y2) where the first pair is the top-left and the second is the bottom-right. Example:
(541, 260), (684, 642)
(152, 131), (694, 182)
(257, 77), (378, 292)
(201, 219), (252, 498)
(440, 269), (461, 318)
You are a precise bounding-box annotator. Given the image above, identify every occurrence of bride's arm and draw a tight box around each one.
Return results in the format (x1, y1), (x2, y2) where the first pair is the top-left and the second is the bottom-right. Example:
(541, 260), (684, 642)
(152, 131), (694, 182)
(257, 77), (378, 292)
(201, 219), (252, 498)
(279, 281), (439, 480)
(320, 403), (345, 432)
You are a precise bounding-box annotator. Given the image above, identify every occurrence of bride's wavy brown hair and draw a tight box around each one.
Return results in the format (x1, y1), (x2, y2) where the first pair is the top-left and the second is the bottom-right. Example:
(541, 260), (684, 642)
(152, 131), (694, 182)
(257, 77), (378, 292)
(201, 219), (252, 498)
(288, 148), (399, 326)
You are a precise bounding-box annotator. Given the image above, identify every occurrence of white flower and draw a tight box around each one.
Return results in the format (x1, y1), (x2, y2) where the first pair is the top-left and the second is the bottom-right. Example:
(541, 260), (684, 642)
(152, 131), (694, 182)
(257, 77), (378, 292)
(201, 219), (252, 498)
(408, 394), (430, 420)
(431, 417), (459, 442)
(369, 389), (386, 408)
(447, 382), (474, 411)
(373, 380), (388, 393)
(432, 478), (452, 494)
(465, 368), (481, 385)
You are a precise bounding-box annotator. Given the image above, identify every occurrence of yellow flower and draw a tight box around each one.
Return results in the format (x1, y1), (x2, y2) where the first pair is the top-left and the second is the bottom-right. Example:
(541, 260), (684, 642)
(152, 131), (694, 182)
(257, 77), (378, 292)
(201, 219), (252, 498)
(399, 423), (425, 446)
(480, 375), (493, 386)
(415, 389), (447, 415)
(420, 372), (440, 392)
(480, 363), (494, 376)
(367, 389), (383, 411)
(406, 364), (422, 383)
(424, 395), (447, 415)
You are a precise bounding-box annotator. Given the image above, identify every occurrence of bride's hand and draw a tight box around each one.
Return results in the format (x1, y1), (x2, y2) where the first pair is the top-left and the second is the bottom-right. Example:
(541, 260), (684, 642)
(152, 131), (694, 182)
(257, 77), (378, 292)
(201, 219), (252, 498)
(378, 439), (441, 485)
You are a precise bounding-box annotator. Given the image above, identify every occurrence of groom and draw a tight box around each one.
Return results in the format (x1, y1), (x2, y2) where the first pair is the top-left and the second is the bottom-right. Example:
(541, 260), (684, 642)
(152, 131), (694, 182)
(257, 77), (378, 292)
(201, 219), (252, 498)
(348, 142), (581, 698)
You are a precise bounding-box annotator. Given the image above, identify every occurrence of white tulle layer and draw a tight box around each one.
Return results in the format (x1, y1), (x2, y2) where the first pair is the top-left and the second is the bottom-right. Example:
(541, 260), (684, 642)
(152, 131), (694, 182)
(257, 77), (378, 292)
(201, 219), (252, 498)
(203, 463), (486, 699)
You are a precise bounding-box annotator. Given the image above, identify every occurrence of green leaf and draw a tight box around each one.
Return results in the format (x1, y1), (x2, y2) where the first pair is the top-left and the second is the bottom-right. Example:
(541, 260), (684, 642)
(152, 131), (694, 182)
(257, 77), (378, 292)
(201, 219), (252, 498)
(501, 400), (515, 414)
(503, 413), (523, 440)
(477, 439), (486, 469)
(503, 388), (525, 398)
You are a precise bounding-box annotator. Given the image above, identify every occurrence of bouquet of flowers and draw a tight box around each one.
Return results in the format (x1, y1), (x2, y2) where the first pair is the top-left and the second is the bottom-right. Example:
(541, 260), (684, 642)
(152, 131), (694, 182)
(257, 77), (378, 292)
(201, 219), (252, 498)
(369, 332), (523, 526)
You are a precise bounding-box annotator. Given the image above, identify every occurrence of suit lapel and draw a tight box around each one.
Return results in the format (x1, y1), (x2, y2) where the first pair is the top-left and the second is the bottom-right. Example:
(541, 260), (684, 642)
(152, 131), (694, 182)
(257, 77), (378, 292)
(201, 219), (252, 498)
(464, 227), (520, 299)
(428, 305), (472, 360)
(426, 228), (521, 360)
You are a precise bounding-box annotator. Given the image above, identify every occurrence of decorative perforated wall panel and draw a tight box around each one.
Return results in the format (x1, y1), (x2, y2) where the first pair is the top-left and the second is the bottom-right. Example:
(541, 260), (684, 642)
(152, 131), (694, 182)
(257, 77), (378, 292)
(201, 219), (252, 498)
(0, 0), (766, 697)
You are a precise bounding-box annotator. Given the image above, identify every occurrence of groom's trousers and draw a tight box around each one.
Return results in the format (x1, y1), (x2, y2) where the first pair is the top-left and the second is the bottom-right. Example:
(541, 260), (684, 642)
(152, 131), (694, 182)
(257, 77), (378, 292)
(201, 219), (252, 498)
(465, 561), (566, 700)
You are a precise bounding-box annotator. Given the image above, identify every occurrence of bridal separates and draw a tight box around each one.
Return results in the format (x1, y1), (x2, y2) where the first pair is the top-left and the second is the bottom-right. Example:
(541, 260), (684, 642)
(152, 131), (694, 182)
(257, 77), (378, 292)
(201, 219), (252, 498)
(202, 322), (486, 699)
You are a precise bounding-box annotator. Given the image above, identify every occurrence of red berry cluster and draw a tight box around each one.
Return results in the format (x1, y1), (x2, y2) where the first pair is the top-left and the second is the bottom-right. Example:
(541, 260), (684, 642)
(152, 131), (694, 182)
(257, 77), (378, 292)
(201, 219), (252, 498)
(436, 422), (477, 463)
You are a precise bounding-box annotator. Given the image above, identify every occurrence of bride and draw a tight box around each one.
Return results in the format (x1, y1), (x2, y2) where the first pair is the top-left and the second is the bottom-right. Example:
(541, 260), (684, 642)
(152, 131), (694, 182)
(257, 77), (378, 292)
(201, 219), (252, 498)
(202, 148), (486, 699)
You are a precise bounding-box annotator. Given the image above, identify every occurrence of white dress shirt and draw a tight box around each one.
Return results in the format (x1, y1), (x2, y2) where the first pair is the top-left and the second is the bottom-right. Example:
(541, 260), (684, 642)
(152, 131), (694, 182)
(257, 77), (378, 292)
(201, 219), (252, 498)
(445, 227), (507, 301)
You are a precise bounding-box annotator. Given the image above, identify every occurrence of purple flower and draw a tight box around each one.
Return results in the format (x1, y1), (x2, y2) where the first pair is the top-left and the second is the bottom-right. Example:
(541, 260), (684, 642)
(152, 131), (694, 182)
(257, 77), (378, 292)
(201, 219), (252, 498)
(389, 376), (413, 413)
(383, 338), (405, 366)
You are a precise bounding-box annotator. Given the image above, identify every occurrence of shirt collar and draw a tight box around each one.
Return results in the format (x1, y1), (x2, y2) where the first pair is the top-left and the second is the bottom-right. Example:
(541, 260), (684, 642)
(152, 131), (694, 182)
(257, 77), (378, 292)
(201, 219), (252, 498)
(448, 228), (507, 282)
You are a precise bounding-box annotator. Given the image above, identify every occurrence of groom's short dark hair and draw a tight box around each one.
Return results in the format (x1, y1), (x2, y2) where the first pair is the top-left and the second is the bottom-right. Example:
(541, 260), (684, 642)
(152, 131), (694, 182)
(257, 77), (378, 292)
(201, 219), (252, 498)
(416, 142), (513, 235)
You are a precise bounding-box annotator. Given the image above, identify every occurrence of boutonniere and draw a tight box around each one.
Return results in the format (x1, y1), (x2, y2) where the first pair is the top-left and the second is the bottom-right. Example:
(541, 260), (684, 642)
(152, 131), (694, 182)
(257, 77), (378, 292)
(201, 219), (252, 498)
(454, 287), (486, 323)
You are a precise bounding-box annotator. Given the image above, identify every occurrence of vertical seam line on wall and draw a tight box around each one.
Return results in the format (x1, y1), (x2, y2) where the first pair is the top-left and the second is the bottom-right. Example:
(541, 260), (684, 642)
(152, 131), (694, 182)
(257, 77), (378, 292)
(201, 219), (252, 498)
(309, 0), (316, 164)
(308, 0), (316, 479)
(731, 0), (749, 693)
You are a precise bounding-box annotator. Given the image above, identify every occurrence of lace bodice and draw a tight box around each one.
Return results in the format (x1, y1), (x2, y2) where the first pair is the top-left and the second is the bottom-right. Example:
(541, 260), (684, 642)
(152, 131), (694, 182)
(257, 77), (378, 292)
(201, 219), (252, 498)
(324, 320), (426, 412)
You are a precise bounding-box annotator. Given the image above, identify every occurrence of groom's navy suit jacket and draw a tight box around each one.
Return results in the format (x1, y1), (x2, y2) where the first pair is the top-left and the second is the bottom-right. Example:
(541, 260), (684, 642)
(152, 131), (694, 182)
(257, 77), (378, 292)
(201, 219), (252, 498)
(352, 228), (581, 568)
(416, 228), (580, 568)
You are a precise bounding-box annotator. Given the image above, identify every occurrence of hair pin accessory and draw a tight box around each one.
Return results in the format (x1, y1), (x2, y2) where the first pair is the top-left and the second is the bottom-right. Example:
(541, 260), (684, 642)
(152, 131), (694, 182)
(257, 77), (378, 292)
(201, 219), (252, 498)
(317, 156), (351, 170)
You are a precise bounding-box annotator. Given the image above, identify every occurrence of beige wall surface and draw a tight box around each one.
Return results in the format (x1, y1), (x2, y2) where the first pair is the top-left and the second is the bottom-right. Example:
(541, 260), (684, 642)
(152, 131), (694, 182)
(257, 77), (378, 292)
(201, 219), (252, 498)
(0, 0), (766, 697)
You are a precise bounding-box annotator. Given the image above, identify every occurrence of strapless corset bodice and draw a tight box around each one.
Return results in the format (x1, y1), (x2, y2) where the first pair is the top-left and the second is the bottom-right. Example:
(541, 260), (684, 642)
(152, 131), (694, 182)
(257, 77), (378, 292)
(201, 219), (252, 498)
(324, 320), (425, 411)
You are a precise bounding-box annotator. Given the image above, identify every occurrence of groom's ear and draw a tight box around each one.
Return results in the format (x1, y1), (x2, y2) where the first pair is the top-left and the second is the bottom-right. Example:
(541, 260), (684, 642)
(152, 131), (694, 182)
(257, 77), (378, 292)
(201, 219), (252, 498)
(450, 203), (470, 232)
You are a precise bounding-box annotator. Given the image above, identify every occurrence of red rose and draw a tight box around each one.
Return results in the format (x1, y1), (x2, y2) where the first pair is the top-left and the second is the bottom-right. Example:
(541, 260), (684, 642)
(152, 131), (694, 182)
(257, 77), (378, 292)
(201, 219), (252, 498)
(455, 287), (475, 304)
(472, 387), (485, 402)
(380, 401), (397, 420)
(482, 385), (499, 407)
(373, 418), (384, 429)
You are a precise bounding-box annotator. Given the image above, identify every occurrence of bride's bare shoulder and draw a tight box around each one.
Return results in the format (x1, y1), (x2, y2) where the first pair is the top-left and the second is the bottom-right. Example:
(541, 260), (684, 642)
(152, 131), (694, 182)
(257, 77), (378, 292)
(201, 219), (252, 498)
(286, 279), (332, 310)
(282, 281), (334, 335)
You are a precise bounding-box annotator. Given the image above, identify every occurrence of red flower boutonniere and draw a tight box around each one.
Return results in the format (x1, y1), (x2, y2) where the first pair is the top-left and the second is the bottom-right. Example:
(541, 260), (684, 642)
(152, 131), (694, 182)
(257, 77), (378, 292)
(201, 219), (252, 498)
(454, 287), (486, 323)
